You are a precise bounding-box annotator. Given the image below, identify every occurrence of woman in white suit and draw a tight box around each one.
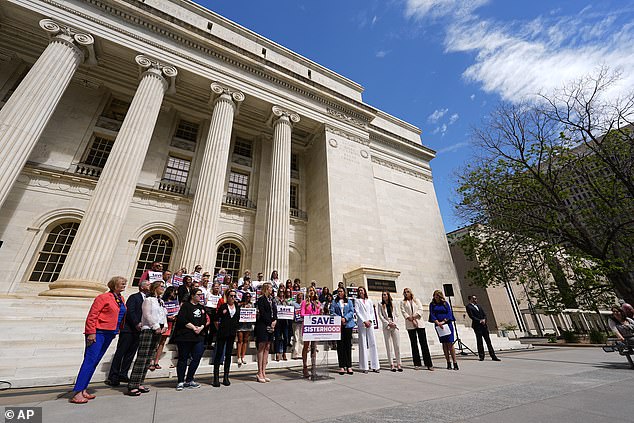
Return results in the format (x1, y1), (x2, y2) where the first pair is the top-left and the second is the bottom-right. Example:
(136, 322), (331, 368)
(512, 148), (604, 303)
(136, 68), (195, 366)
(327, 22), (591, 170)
(400, 287), (433, 370)
(356, 287), (380, 373)
(378, 291), (402, 372)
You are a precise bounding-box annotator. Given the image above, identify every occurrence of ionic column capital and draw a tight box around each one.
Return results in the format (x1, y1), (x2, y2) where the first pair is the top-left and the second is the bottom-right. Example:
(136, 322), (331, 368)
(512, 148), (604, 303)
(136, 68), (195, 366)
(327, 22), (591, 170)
(135, 54), (178, 94)
(210, 82), (245, 103)
(39, 19), (97, 65)
(271, 105), (301, 125)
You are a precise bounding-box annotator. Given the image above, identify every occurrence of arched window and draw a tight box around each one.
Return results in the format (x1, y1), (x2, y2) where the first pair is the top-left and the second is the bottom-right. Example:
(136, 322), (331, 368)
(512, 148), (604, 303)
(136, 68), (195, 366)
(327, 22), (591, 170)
(133, 234), (173, 285)
(29, 221), (80, 283)
(215, 242), (242, 279)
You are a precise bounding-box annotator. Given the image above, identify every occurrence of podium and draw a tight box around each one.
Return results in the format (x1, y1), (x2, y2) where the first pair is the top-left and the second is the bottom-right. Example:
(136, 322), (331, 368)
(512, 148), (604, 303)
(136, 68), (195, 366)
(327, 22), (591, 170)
(302, 315), (341, 382)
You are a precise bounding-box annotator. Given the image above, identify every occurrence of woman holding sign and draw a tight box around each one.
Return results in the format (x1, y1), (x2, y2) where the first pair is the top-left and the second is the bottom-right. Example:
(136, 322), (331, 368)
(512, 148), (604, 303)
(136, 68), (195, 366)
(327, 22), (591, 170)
(255, 282), (277, 383)
(151, 286), (179, 371)
(273, 286), (290, 361)
(356, 286), (380, 373)
(331, 287), (355, 375)
(300, 286), (322, 378)
(212, 289), (241, 387)
(236, 292), (254, 366)
(429, 289), (458, 370)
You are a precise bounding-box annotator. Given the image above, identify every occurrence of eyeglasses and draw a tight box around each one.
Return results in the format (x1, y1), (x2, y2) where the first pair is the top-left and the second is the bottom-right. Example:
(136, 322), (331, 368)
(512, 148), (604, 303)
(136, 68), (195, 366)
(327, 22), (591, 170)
(229, 294), (237, 298)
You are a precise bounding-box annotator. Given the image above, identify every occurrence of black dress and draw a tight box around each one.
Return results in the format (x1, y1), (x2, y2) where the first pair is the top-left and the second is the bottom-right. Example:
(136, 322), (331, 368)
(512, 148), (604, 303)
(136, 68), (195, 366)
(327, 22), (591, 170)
(255, 295), (277, 343)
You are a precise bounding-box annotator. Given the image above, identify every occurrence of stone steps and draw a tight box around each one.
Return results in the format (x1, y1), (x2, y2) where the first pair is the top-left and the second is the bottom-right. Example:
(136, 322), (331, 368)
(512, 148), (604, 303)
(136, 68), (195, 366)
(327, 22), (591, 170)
(0, 295), (528, 388)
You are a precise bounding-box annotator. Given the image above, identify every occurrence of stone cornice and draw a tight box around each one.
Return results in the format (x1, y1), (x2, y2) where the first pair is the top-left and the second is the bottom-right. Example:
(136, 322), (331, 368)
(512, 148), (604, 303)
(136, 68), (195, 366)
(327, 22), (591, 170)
(369, 129), (436, 161)
(38, 0), (375, 124)
(325, 124), (369, 146)
(371, 156), (433, 182)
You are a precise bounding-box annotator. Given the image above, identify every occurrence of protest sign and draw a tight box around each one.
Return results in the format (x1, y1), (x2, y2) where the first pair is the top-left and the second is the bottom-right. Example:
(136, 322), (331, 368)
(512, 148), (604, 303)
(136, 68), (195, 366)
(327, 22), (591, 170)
(207, 295), (221, 309)
(277, 305), (294, 320)
(294, 308), (302, 322)
(239, 307), (257, 323)
(347, 287), (358, 299)
(148, 271), (163, 283)
(171, 275), (183, 287)
(302, 315), (341, 341)
(192, 272), (202, 282)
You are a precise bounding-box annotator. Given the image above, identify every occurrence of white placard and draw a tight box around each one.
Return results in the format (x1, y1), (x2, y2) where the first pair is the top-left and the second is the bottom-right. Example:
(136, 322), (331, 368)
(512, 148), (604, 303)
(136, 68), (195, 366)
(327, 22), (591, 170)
(302, 315), (342, 341)
(207, 295), (221, 309)
(239, 307), (257, 323)
(277, 305), (294, 320)
(148, 271), (164, 283)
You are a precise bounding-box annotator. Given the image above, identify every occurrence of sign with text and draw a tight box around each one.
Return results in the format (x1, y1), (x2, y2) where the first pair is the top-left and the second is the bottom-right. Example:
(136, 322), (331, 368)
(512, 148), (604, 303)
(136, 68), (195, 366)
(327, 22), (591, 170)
(294, 308), (302, 322)
(148, 271), (163, 283)
(207, 295), (221, 309)
(277, 305), (294, 320)
(239, 307), (257, 323)
(171, 275), (183, 287)
(367, 279), (397, 293)
(302, 315), (341, 341)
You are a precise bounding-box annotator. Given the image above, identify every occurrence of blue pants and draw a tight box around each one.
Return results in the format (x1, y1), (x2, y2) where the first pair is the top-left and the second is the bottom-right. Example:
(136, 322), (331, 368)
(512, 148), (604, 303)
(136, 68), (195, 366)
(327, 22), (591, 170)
(176, 340), (205, 383)
(74, 331), (117, 392)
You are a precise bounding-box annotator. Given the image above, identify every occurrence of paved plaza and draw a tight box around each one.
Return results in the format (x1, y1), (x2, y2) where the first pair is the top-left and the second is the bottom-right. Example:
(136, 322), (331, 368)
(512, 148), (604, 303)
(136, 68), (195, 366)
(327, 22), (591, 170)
(1, 347), (633, 423)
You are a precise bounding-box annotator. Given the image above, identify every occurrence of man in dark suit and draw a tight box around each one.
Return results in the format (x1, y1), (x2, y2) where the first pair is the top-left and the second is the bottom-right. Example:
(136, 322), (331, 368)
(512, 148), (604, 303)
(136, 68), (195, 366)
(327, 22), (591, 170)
(466, 295), (501, 361)
(106, 279), (150, 385)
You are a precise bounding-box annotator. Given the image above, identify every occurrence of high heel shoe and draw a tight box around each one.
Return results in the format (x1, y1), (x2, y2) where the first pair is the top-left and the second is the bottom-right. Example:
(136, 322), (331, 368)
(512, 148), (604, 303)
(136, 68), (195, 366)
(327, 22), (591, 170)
(256, 375), (266, 383)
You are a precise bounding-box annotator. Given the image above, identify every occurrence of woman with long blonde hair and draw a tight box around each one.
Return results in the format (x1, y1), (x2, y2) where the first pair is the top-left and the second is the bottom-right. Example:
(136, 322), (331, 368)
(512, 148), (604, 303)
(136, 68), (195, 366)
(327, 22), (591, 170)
(300, 286), (321, 378)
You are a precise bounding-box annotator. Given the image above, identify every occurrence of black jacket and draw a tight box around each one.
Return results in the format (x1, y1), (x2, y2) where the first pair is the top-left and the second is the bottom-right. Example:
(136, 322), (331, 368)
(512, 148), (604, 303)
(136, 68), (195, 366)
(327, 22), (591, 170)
(215, 303), (241, 337)
(121, 291), (144, 333)
(173, 301), (207, 342)
(466, 303), (487, 329)
(256, 296), (277, 327)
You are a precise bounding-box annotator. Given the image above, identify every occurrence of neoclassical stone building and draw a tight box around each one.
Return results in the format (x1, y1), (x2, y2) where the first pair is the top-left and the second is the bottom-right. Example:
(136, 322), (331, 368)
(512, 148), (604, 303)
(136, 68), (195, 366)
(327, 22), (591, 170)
(0, 0), (460, 300)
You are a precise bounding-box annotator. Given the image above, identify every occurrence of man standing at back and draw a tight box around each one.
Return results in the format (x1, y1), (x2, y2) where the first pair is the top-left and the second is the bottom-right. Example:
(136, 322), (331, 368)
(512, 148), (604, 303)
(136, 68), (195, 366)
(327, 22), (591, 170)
(466, 295), (501, 362)
(106, 279), (151, 386)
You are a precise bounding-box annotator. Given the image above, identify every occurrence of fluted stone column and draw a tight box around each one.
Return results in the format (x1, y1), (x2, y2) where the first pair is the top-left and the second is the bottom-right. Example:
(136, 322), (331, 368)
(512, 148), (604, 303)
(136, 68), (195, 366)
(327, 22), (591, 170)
(41, 55), (177, 297)
(0, 19), (96, 209)
(263, 106), (300, 279)
(180, 82), (244, 270)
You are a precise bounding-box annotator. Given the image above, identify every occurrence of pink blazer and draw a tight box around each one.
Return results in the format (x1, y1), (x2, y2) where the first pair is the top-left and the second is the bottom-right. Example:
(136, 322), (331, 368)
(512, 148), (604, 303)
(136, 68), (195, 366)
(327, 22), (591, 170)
(300, 300), (322, 316)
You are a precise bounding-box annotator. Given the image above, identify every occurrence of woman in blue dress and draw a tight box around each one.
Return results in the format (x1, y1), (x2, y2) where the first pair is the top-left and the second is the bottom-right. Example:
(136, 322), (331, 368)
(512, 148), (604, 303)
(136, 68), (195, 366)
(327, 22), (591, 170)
(429, 289), (458, 370)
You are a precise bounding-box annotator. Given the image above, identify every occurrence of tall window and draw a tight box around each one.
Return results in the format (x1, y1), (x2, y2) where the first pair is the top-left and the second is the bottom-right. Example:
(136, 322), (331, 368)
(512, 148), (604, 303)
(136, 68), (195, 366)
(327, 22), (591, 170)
(233, 138), (252, 158)
(102, 98), (130, 122)
(83, 136), (114, 169)
(290, 184), (298, 209)
(171, 119), (199, 151)
(162, 156), (191, 185)
(227, 171), (249, 198)
(291, 153), (299, 172)
(29, 222), (79, 283)
(133, 234), (173, 285)
(215, 242), (242, 279)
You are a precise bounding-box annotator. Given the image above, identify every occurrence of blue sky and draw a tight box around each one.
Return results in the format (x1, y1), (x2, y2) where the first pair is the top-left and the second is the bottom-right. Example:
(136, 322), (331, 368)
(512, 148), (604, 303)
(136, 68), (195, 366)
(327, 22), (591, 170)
(197, 0), (634, 232)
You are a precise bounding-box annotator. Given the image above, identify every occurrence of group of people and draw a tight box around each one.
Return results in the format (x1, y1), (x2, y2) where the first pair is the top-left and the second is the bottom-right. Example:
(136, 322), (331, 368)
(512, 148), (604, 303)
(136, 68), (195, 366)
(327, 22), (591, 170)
(69, 264), (502, 404)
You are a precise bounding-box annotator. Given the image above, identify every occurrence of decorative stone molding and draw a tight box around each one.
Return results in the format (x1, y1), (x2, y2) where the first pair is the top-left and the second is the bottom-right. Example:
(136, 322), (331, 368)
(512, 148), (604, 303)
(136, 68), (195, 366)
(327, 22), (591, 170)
(327, 108), (367, 129)
(40, 0), (375, 125)
(328, 138), (338, 148)
(325, 124), (370, 146)
(369, 130), (435, 161)
(39, 18), (97, 66)
(135, 54), (178, 94)
(371, 156), (433, 182)
(360, 150), (369, 159)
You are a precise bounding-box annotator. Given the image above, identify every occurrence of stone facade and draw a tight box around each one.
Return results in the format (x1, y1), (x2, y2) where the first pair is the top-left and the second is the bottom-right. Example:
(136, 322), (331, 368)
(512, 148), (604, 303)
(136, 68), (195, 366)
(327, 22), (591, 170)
(0, 0), (461, 303)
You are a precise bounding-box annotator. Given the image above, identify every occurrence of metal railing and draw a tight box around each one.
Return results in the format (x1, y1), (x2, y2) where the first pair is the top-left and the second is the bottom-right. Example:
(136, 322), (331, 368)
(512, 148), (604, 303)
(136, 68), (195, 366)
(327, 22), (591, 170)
(74, 163), (103, 178)
(158, 180), (188, 195)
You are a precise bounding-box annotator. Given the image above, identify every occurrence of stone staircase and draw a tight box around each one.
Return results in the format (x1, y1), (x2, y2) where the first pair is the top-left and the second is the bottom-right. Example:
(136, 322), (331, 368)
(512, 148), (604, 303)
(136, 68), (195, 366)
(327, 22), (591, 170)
(0, 295), (526, 388)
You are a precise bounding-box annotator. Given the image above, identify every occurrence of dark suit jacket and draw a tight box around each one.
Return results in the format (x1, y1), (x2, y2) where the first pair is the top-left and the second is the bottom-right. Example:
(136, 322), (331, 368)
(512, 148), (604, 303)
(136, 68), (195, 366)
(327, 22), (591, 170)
(215, 303), (241, 337)
(466, 303), (487, 329)
(256, 296), (277, 327)
(121, 291), (144, 333)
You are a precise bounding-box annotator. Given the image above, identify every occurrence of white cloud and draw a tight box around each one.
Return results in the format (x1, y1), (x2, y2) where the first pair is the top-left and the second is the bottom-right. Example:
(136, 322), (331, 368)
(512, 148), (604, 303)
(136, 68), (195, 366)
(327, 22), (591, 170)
(432, 123), (448, 135)
(437, 141), (469, 154)
(470, 94), (475, 101)
(375, 50), (390, 58)
(405, 0), (489, 20)
(427, 107), (448, 123)
(406, 1), (634, 103)
(449, 113), (459, 124)
(372, 15), (378, 26)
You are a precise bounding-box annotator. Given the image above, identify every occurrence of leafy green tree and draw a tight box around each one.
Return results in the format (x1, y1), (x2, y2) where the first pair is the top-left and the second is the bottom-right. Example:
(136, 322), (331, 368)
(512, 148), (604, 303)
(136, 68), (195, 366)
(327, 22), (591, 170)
(456, 69), (634, 304)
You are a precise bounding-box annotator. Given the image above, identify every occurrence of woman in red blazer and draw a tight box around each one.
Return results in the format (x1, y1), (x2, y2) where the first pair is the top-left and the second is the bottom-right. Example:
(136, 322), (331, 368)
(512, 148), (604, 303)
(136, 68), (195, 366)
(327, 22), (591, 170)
(70, 276), (127, 404)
